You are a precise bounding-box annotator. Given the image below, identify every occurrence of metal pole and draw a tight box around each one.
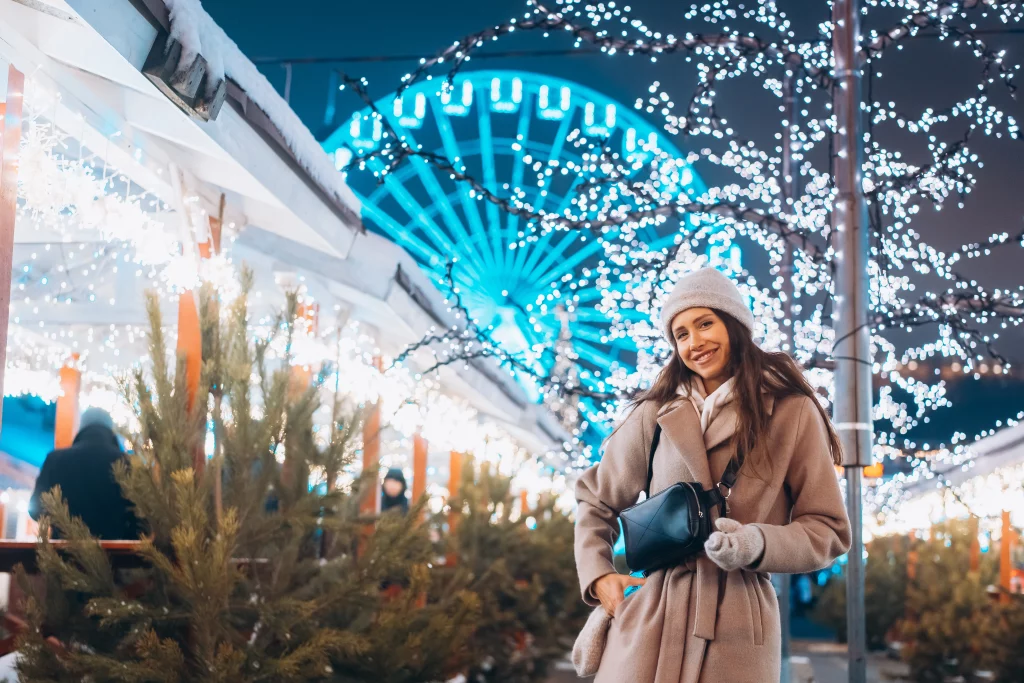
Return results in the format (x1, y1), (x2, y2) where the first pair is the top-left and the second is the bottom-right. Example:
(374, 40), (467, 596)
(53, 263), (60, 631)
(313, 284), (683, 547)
(831, 1), (872, 681)
(778, 68), (798, 683)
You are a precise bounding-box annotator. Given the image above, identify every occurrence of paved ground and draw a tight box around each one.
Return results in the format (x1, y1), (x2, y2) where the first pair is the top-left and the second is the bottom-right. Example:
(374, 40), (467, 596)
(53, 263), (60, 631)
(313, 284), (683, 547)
(543, 640), (909, 682)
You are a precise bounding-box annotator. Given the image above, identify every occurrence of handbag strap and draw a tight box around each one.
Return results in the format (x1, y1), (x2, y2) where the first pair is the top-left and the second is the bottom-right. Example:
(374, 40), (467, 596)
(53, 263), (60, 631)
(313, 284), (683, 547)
(643, 424), (745, 500)
(643, 424), (662, 497)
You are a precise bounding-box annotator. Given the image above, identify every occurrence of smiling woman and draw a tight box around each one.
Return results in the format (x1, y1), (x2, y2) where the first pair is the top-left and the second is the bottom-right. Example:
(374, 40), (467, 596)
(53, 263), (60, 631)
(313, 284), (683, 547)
(573, 266), (851, 683)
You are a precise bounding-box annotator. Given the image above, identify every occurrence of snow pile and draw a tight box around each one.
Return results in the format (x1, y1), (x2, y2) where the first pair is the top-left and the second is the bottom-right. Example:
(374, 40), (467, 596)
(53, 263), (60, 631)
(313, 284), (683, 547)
(162, 0), (360, 219)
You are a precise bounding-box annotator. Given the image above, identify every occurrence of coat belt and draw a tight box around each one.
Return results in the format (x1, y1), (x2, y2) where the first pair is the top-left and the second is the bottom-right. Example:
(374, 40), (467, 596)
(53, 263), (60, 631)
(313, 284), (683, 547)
(692, 555), (721, 640)
(662, 555), (721, 641)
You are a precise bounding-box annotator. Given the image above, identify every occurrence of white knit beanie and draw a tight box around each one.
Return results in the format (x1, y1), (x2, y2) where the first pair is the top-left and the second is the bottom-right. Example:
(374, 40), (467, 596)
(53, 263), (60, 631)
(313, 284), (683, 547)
(659, 268), (754, 341)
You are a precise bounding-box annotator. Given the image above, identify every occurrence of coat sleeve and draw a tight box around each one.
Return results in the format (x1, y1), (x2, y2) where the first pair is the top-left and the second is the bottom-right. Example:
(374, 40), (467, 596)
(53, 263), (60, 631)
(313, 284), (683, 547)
(750, 397), (852, 574)
(574, 401), (656, 606)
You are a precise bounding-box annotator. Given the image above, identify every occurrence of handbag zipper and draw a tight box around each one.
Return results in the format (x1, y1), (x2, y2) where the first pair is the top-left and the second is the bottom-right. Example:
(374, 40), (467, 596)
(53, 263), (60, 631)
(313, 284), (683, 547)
(682, 482), (703, 517)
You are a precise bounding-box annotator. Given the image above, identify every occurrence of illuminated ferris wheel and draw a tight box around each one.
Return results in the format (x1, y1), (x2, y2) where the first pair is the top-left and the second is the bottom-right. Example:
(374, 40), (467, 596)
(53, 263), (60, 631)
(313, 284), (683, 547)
(323, 70), (723, 398)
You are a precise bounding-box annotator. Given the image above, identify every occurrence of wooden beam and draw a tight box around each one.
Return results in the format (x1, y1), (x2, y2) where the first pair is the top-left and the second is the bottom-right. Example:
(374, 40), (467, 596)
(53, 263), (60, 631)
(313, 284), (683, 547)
(54, 355), (82, 449)
(359, 356), (383, 516)
(176, 291), (203, 474)
(412, 432), (428, 507)
(0, 65), (25, 429)
(446, 450), (464, 566)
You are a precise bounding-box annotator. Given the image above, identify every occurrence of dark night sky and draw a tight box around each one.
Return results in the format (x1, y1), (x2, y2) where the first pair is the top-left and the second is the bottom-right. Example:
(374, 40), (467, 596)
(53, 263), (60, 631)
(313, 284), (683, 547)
(201, 0), (1024, 363)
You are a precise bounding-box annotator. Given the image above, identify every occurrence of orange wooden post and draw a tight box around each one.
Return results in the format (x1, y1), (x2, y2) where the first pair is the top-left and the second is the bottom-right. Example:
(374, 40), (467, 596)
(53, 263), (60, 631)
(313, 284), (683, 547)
(412, 432), (428, 506)
(177, 291), (204, 474)
(1000, 510), (1013, 604)
(359, 356), (383, 516)
(54, 355), (82, 449)
(520, 490), (530, 520)
(446, 450), (464, 566)
(0, 65), (25, 429)
(969, 515), (980, 573)
(199, 193), (225, 259)
(289, 301), (319, 392)
(283, 301), (318, 494)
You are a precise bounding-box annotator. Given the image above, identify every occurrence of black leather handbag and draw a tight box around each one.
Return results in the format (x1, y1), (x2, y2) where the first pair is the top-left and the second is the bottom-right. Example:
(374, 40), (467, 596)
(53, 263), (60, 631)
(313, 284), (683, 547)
(619, 424), (742, 575)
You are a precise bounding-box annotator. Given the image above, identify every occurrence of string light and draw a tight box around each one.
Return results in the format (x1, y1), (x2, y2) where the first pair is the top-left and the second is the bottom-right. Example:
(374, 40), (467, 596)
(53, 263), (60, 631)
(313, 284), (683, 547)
(333, 0), (1024, 525)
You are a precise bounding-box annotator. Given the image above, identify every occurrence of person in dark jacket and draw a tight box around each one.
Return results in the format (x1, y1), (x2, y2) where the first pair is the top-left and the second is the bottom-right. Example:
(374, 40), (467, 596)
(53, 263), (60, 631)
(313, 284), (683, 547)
(380, 467), (409, 515)
(29, 407), (140, 540)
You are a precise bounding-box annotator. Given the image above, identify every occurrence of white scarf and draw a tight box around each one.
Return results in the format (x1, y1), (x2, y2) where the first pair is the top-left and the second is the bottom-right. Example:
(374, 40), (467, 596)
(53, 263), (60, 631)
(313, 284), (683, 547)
(677, 376), (737, 434)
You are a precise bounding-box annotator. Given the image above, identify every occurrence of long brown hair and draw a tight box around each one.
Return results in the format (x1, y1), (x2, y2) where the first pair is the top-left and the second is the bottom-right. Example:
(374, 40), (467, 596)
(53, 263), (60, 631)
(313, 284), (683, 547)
(632, 309), (843, 474)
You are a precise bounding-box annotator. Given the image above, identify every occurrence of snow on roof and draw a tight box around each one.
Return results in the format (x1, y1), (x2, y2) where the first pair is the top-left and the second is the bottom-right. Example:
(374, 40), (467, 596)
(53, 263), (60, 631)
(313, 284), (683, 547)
(163, 0), (360, 221)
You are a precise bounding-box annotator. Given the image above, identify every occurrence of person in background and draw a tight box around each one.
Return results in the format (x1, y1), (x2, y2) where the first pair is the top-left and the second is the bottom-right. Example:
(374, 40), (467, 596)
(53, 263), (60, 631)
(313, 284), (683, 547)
(380, 467), (409, 515)
(29, 407), (140, 540)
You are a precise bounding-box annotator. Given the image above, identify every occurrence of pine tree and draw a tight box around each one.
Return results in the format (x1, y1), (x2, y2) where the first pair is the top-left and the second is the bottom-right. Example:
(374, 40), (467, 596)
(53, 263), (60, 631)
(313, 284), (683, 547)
(437, 461), (588, 683)
(811, 533), (908, 649)
(15, 281), (477, 683)
(989, 593), (1024, 683)
(900, 520), (1001, 682)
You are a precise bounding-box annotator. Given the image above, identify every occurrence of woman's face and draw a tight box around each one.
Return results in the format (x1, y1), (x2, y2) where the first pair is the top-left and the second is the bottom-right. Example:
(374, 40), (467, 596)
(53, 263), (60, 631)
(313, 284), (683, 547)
(670, 307), (732, 386)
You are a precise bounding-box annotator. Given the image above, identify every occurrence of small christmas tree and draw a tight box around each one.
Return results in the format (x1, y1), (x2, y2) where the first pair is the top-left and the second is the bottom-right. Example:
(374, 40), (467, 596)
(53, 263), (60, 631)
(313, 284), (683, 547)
(15, 282), (476, 683)
(900, 520), (1001, 682)
(436, 461), (588, 683)
(989, 592), (1024, 683)
(812, 533), (908, 649)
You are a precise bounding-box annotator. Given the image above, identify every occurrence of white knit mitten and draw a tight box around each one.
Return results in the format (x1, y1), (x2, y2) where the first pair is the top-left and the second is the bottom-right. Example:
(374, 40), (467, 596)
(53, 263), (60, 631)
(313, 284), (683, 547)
(572, 606), (612, 677)
(704, 517), (765, 571)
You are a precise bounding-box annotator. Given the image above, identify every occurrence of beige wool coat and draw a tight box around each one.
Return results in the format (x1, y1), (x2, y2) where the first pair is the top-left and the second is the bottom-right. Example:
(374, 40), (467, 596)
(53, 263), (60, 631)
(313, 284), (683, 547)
(574, 393), (852, 683)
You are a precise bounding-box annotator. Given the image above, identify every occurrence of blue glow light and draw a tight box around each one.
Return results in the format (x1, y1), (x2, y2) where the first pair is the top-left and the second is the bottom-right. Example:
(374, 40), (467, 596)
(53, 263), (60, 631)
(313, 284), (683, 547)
(324, 71), (721, 425)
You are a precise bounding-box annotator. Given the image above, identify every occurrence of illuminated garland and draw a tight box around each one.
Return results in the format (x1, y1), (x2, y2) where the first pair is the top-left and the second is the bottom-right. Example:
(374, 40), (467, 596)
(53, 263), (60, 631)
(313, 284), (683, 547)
(335, 0), (1024, 526)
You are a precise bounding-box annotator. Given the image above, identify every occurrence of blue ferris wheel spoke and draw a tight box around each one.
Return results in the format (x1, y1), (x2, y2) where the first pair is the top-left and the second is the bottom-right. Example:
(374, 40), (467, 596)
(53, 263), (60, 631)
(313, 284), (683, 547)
(571, 307), (642, 323)
(505, 93), (535, 275)
(519, 230), (588, 298)
(565, 325), (617, 347)
(524, 232), (608, 286)
(528, 112), (575, 220)
(365, 157), (464, 263)
(570, 281), (628, 303)
(386, 118), (485, 277)
(361, 202), (467, 280)
(476, 97), (506, 273)
(507, 119), (577, 281)
(583, 329), (640, 351)
(521, 215), (618, 286)
(571, 339), (620, 372)
(429, 99), (498, 273)
(531, 236), (606, 288)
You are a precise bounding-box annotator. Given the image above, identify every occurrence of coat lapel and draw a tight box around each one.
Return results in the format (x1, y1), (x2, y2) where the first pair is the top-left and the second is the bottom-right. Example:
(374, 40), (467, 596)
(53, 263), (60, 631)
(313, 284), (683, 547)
(704, 394), (777, 459)
(703, 408), (737, 453)
(656, 401), (713, 490)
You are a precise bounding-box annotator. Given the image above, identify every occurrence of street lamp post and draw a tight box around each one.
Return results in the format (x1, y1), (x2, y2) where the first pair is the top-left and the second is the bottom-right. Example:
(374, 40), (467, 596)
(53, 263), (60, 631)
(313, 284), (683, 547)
(831, 0), (873, 681)
(778, 67), (799, 683)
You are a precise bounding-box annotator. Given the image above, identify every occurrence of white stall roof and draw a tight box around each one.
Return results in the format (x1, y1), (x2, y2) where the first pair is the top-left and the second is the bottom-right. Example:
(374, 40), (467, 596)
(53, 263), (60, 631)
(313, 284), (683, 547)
(0, 0), (568, 452)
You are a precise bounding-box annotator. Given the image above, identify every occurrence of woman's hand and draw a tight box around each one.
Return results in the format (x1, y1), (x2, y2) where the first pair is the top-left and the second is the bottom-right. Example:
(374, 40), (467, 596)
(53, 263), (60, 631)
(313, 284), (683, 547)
(704, 518), (766, 571)
(592, 573), (646, 616)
